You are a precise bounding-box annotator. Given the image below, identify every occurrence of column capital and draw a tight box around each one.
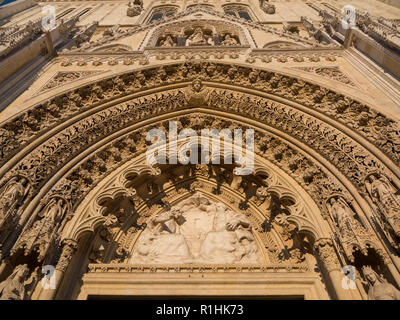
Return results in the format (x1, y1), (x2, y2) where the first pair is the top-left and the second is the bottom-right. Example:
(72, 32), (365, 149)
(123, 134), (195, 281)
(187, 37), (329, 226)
(56, 239), (78, 272)
(314, 238), (341, 273)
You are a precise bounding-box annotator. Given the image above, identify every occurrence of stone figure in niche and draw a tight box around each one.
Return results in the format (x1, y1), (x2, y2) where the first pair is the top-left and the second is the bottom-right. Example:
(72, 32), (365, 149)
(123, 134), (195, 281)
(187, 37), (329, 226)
(327, 197), (363, 238)
(185, 28), (213, 46)
(184, 79), (211, 107)
(362, 266), (400, 300)
(0, 264), (29, 300)
(38, 198), (67, 232)
(132, 207), (193, 263)
(0, 177), (30, 224)
(160, 35), (176, 47)
(221, 34), (239, 46)
(130, 193), (262, 264)
(17, 197), (67, 252)
(366, 174), (400, 221)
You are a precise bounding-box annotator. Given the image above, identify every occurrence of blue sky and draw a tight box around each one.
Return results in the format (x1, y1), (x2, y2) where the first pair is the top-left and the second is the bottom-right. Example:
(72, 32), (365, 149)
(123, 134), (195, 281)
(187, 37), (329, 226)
(0, 0), (18, 7)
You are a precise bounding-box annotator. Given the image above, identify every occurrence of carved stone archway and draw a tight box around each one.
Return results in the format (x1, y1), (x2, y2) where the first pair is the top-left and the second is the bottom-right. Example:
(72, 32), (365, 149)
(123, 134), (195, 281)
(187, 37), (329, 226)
(1, 61), (399, 300)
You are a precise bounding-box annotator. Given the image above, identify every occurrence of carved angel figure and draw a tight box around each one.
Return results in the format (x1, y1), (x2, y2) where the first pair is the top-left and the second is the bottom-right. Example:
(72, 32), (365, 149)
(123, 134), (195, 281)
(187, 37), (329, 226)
(362, 266), (400, 300)
(0, 264), (29, 300)
(366, 175), (400, 220)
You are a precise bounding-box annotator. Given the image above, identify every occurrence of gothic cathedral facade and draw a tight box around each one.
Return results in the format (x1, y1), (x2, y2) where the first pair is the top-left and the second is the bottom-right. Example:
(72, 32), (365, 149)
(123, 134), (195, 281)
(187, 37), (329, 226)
(0, 0), (400, 300)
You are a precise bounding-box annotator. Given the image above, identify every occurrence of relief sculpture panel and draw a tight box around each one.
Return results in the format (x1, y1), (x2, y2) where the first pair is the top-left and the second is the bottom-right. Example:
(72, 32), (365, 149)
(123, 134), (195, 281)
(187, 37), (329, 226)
(130, 193), (262, 264)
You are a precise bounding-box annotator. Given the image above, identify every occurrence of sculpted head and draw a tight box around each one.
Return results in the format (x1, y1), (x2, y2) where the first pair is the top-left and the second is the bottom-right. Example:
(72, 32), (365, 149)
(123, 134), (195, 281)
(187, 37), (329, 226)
(369, 175), (376, 183)
(11, 264), (29, 281)
(192, 79), (203, 92)
(362, 266), (380, 285)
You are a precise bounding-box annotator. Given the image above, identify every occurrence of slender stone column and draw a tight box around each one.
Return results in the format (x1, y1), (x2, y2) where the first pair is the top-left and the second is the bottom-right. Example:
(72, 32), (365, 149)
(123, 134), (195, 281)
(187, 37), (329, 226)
(314, 238), (353, 300)
(343, 28), (354, 48)
(38, 239), (78, 300)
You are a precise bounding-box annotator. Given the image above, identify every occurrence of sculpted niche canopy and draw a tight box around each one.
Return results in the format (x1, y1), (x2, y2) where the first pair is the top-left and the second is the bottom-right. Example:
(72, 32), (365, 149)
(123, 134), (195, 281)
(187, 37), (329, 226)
(0, 0), (400, 300)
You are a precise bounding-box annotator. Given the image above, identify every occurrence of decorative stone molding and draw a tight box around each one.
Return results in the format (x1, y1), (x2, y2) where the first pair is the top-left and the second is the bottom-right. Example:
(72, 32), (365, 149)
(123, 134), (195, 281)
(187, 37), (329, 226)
(314, 238), (342, 273)
(87, 263), (309, 273)
(1, 62), (398, 171)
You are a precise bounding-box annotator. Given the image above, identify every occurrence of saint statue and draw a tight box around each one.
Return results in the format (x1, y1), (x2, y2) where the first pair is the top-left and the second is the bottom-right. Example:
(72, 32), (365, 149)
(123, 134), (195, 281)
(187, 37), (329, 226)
(0, 177), (30, 226)
(15, 198), (67, 256)
(221, 34), (239, 46)
(47, 197), (65, 220)
(160, 35), (176, 47)
(185, 28), (212, 46)
(327, 197), (363, 239)
(362, 266), (400, 300)
(366, 175), (400, 218)
(0, 264), (29, 300)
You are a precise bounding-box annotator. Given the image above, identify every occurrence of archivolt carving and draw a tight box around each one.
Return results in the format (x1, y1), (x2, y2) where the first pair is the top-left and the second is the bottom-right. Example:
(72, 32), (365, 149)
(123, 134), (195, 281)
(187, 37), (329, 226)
(0, 101), (393, 260)
(1, 62), (398, 174)
(0, 63), (398, 270)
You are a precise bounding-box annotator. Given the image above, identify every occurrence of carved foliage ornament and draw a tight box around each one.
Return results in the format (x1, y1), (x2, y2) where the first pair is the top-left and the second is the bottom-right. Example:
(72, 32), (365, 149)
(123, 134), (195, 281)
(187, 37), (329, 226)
(0, 91), (393, 242)
(314, 238), (341, 273)
(0, 62), (398, 172)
